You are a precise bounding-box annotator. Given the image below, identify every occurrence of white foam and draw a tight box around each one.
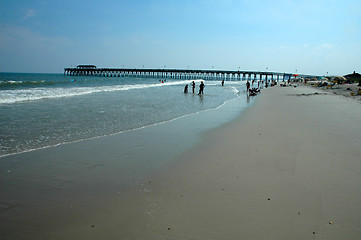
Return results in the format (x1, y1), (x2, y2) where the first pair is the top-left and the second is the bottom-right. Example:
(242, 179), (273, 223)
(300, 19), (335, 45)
(0, 80), (203, 104)
(230, 86), (240, 94)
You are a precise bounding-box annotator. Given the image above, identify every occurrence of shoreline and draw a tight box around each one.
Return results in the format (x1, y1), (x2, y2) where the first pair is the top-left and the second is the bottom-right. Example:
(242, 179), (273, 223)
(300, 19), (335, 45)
(0, 95), (242, 159)
(1, 85), (361, 239)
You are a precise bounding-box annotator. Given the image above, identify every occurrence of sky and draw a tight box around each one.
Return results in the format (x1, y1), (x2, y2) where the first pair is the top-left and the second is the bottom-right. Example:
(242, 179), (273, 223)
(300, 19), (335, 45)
(0, 0), (360, 76)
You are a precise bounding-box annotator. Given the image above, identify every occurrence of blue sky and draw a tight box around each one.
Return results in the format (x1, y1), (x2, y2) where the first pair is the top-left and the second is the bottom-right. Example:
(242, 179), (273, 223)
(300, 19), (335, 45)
(0, 0), (360, 75)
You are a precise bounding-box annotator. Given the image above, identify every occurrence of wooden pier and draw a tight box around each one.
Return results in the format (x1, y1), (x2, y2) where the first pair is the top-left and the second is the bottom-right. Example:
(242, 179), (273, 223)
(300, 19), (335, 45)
(64, 65), (318, 81)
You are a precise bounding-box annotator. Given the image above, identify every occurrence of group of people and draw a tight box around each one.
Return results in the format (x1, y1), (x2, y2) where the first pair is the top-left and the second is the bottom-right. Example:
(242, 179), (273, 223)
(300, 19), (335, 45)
(184, 81), (205, 95)
(246, 80), (263, 96)
(183, 79), (266, 96)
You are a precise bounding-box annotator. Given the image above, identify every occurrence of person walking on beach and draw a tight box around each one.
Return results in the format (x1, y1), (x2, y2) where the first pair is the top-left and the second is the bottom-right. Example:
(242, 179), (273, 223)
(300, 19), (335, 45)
(246, 80), (250, 93)
(221, 80), (224, 86)
(191, 81), (196, 94)
(198, 81), (205, 95)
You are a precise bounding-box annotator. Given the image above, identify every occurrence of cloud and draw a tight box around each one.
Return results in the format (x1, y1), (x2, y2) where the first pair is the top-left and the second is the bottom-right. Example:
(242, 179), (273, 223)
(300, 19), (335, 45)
(23, 9), (36, 20)
(321, 43), (333, 48)
(317, 43), (334, 50)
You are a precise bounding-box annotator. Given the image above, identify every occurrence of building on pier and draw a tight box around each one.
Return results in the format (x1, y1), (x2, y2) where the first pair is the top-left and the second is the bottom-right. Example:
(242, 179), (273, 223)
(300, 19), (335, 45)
(76, 65), (96, 69)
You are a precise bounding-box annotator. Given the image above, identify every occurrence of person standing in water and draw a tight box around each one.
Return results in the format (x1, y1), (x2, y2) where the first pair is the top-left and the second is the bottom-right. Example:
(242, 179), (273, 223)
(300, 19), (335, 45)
(184, 84), (188, 93)
(191, 81), (196, 94)
(198, 81), (205, 95)
(221, 80), (224, 86)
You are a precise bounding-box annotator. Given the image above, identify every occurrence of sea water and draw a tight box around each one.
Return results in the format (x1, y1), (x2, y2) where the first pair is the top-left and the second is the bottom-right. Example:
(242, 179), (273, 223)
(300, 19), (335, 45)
(0, 72), (249, 157)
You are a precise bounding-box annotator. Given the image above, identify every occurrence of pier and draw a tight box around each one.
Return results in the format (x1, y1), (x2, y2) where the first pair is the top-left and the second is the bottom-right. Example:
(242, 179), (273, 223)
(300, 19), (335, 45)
(64, 65), (319, 81)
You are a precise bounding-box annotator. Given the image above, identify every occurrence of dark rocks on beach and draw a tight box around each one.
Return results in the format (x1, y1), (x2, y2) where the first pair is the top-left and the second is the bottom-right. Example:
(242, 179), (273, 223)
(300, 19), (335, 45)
(288, 92), (326, 97)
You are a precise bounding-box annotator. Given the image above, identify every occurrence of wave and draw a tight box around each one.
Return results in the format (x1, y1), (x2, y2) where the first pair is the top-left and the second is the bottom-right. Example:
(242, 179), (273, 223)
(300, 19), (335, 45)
(0, 79), (204, 104)
(0, 80), (55, 88)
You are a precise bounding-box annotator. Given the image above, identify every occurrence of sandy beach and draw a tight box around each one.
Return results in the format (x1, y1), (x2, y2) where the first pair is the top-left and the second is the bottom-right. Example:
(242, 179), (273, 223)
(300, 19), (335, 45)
(1, 84), (361, 239)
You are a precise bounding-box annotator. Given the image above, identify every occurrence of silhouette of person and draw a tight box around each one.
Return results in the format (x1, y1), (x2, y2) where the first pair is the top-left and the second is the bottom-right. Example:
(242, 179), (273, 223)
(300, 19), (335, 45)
(246, 80), (250, 93)
(198, 81), (205, 95)
(221, 80), (224, 86)
(184, 84), (188, 93)
(191, 81), (195, 94)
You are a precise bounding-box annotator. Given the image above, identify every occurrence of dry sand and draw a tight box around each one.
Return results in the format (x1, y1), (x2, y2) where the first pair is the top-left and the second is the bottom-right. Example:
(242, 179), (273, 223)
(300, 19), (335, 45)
(1, 85), (361, 239)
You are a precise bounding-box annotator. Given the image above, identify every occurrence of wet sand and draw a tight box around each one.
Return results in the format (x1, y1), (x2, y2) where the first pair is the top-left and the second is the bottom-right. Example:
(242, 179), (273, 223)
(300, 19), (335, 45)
(1, 85), (361, 239)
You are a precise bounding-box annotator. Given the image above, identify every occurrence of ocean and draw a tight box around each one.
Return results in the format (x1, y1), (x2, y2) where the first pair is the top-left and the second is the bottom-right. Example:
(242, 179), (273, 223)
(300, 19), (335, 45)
(0, 72), (252, 158)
